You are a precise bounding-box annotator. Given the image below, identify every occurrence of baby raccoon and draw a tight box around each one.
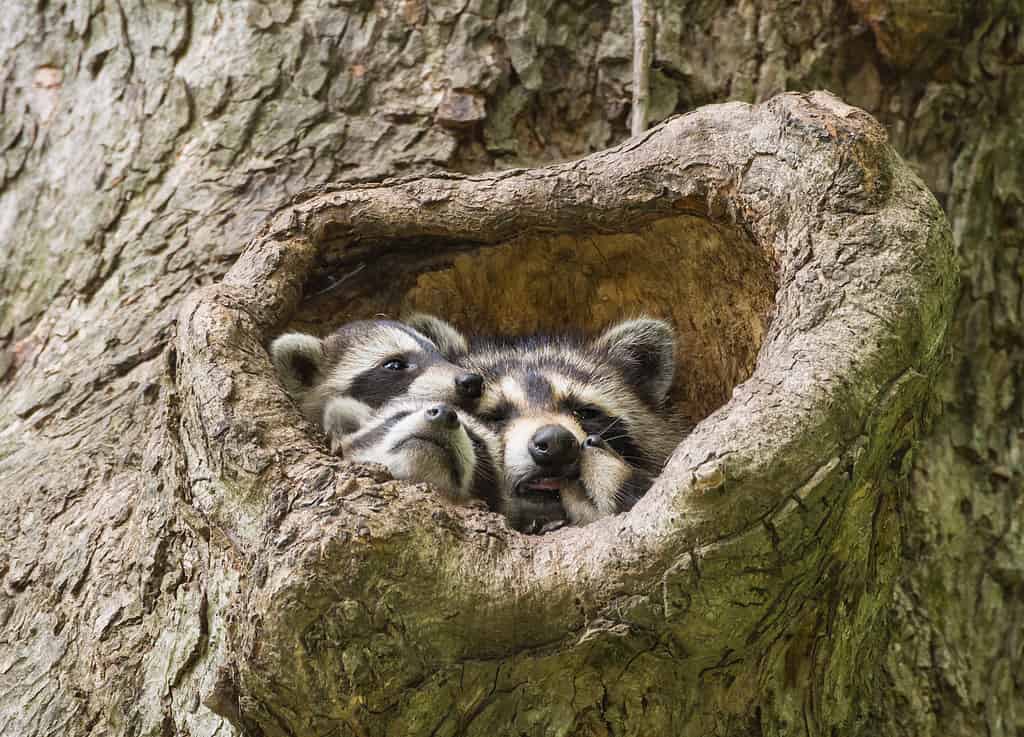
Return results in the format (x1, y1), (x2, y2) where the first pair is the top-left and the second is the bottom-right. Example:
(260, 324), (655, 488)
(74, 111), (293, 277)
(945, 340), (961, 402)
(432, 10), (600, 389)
(270, 318), (483, 436)
(328, 397), (503, 509)
(408, 314), (680, 530)
(560, 435), (653, 526)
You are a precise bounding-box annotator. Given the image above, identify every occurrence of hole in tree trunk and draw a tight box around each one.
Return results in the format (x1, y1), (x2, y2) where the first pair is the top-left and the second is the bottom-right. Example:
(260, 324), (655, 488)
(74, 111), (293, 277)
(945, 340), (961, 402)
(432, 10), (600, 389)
(285, 214), (776, 428)
(175, 94), (956, 736)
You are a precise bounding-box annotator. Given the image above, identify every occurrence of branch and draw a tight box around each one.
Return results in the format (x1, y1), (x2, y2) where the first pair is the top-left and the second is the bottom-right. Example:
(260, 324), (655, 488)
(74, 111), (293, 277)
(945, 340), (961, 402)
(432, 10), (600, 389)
(630, 0), (653, 136)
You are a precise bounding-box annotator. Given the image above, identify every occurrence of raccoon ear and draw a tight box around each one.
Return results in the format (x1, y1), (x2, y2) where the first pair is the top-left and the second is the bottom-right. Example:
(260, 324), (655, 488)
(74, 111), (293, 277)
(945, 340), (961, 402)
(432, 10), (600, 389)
(592, 318), (676, 406)
(270, 333), (325, 395)
(403, 313), (469, 358)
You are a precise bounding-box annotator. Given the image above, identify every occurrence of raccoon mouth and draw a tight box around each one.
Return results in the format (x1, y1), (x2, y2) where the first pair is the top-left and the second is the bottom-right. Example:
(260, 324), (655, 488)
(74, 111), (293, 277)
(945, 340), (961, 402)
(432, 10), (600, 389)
(520, 477), (565, 493)
(514, 471), (579, 501)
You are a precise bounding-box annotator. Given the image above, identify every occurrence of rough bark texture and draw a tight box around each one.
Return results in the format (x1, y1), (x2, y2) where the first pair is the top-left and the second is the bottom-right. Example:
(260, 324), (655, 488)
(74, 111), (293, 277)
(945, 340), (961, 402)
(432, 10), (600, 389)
(0, 2), (1015, 737)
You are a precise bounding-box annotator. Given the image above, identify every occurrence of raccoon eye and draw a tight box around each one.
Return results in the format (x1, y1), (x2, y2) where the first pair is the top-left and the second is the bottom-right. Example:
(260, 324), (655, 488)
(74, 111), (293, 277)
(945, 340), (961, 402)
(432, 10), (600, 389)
(572, 405), (605, 423)
(477, 402), (513, 425)
(382, 358), (410, 371)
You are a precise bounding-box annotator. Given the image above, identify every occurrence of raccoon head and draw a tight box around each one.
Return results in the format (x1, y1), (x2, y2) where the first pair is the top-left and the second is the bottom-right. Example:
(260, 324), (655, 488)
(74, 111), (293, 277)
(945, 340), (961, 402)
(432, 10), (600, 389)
(465, 317), (678, 529)
(560, 435), (653, 526)
(336, 398), (502, 506)
(270, 318), (483, 431)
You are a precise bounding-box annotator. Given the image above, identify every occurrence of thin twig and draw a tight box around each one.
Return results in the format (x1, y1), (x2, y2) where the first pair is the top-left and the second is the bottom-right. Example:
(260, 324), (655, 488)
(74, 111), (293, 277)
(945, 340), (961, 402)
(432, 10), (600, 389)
(630, 0), (653, 136)
(311, 262), (367, 297)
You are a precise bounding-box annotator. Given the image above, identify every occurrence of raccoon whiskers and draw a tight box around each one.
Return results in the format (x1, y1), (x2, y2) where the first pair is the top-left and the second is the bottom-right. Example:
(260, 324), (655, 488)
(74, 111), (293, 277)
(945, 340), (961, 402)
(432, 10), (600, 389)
(598, 438), (654, 465)
(597, 415), (623, 438)
(599, 431), (632, 444)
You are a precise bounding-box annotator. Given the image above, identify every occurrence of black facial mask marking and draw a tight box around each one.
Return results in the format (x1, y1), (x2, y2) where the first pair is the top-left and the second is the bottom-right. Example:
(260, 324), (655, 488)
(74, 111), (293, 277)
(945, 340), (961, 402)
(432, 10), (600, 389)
(466, 428), (501, 512)
(347, 411), (412, 452)
(348, 362), (420, 408)
(478, 400), (516, 426)
(561, 401), (652, 474)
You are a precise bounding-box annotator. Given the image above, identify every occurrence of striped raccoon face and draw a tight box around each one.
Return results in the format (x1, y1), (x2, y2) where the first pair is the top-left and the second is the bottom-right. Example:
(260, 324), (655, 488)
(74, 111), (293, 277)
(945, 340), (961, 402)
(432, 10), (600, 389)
(330, 398), (503, 508)
(448, 318), (678, 530)
(270, 318), (482, 433)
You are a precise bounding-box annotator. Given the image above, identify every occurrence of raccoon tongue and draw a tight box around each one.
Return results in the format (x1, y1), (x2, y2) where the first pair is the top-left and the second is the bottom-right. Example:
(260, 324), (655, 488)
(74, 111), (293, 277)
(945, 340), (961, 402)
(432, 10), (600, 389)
(526, 478), (563, 492)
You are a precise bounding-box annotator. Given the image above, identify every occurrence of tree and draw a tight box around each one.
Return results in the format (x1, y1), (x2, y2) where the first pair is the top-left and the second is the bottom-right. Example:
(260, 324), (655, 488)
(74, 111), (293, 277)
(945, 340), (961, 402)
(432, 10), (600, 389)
(0, 2), (1017, 736)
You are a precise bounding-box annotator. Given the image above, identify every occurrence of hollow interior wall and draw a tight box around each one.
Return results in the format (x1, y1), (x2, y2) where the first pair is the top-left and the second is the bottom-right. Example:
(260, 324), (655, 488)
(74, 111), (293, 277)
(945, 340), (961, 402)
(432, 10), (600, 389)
(297, 215), (776, 423)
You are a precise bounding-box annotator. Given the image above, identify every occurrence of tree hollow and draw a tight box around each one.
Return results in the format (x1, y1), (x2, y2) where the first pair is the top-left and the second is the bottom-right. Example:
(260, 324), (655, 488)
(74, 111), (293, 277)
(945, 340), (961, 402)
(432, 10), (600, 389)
(292, 215), (773, 424)
(172, 91), (957, 735)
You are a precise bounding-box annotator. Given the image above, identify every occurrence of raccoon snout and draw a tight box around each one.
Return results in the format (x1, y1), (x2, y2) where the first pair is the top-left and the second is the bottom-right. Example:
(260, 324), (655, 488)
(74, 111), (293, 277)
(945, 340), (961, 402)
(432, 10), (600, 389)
(529, 425), (580, 468)
(583, 435), (606, 449)
(425, 404), (460, 430)
(454, 372), (484, 401)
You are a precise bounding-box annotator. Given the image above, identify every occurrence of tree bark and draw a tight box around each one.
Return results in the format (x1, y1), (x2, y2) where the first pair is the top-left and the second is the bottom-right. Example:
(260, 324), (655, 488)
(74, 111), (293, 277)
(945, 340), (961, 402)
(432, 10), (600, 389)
(0, 2), (1018, 737)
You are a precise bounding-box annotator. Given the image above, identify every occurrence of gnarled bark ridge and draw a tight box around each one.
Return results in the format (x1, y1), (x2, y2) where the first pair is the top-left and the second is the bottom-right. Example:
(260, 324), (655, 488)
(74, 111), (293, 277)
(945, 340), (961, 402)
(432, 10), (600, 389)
(172, 91), (955, 736)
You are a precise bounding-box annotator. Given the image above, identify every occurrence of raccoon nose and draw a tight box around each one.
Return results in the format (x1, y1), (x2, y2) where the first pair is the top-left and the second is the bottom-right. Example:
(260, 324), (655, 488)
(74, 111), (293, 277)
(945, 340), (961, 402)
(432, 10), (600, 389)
(425, 404), (459, 430)
(583, 435), (606, 449)
(454, 372), (483, 400)
(529, 425), (580, 468)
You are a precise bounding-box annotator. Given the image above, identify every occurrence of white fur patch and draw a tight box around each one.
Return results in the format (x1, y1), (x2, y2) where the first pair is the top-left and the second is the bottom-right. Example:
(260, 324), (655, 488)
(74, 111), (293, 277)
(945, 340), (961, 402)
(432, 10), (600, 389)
(405, 368), (462, 403)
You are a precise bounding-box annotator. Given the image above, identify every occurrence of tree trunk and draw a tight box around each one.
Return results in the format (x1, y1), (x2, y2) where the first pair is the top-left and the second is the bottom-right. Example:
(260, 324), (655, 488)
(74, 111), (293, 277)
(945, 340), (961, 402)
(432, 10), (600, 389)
(0, 3), (1017, 737)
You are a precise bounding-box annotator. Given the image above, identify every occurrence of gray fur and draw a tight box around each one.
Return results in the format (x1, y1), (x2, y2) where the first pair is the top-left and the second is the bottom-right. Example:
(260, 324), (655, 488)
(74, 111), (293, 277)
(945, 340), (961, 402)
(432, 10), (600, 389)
(561, 438), (653, 525)
(403, 312), (470, 358)
(322, 396), (374, 455)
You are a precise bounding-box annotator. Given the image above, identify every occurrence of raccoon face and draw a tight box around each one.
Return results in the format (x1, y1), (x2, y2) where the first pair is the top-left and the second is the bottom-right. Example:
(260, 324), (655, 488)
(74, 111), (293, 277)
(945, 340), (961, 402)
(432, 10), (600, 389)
(560, 435), (653, 526)
(334, 398), (503, 507)
(462, 318), (678, 529)
(270, 318), (483, 432)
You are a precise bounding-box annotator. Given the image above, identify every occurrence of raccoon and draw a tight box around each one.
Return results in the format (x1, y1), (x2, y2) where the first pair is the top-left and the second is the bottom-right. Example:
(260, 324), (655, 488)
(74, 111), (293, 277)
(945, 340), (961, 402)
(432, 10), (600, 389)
(328, 397), (503, 508)
(408, 315), (679, 530)
(560, 435), (653, 526)
(270, 318), (484, 438)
